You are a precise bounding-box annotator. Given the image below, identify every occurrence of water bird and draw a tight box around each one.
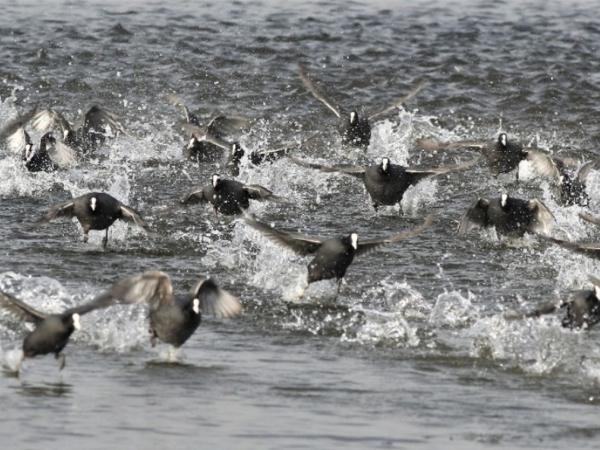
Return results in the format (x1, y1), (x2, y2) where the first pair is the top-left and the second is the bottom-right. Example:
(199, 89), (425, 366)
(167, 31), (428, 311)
(31, 105), (125, 155)
(36, 192), (147, 248)
(289, 156), (478, 210)
(417, 133), (570, 182)
(244, 214), (433, 298)
(0, 287), (123, 371)
(515, 275), (600, 330)
(458, 193), (554, 236)
(542, 212), (600, 257)
(91, 271), (241, 349)
(166, 94), (252, 163)
(0, 107), (76, 171)
(182, 174), (286, 216)
(299, 64), (425, 148)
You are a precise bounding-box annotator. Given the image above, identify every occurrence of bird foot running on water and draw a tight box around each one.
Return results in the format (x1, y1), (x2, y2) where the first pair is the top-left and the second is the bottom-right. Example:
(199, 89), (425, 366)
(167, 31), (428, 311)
(55, 353), (66, 371)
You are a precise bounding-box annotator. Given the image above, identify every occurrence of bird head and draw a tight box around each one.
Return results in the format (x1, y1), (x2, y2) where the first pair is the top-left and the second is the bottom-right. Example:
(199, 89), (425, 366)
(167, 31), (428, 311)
(192, 298), (200, 314)
(212, 174), (221, 188)
(349, 111), (358, 125)
(498, 133), (508, 148)
(187, 135), (198, 150)
(90, 196), (97, 212)
(72, 313), (81, 331)
(381, 157), (390, 174)
(350, 232), (358, 250)
(231, 142), (244, 161)
(500, 192), (508, 208)
(24, 143), (36, 162)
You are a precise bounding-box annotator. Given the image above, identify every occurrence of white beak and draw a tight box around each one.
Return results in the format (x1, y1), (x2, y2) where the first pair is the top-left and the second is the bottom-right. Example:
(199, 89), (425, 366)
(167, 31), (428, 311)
(188, 137), (196, 149)
(500, 134), (507, 146)
(212, 174), (220, 188)
(595, 286), (600, 299)
(500, 193), (508, 207)
(382, 158), (389, 172)
(350, 111), (357, 124)
(350, 233), (358, 250)
(192, 298), (200, 314)
(90, 197), (97, 211)
(72, 313), (81, 331)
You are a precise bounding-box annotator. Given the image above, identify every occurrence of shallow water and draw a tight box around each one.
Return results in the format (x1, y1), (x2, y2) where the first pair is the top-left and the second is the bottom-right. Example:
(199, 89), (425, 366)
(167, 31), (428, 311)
(1, 0), (600, 448)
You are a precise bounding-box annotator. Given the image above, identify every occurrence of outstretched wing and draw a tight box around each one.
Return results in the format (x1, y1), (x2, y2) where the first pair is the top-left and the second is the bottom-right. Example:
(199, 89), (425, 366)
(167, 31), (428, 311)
(524, 150), (561, 180)
(190, 277), (242, 319)
(406, 157), (480, 184)
(181, 124), (232, 151)
(298, 64), (342, 118)
(244, 215), (324, 256)
(48, 141), (77, 168)
(415, 137), (487, 152)
(243, 184), (286, 203)
(206, 115), (253, 136)
(580, 212), (600, 227)
(368, 80), (426, 121)
(543, 236), (600, 258)
(31, 108), (73, 136)
(181, 186), (211, 205)
(6, 127), (32, 155)
(119, 204), (147, 229)
(0, 290), (47, 323)
(355, 215), (433, 257)
(166, 94), (200, 125)
(288, 156), (366, 178)
(90, 271), (174, 312)
(83, 106), (126, 136)
(36, 199), (76, 224)
(457, 198), (489, 235)
(576, 160), (598, 182)
(528, 199), (555, 235)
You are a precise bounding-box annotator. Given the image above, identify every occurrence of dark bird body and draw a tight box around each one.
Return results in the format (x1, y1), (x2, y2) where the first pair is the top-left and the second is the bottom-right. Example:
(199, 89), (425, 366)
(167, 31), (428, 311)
(0, 287), (122, 371)
(96, 271), (242, 349)
(37, 192), (147, 247)
(417, 133), (566, 181)
(299, 65), (424, 149)
(458, 194), (554, 236)
(31, 105), (125, 155)
(23, 132), (58, 172)
(290, 156), (477, 210)
(244, 215), (432, 297)
(522, 277), (600, 330)
(182, 174), (284, 216)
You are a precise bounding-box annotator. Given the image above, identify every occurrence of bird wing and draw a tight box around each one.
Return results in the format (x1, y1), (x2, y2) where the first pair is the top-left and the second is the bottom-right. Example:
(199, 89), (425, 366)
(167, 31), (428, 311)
(579, 212), (600, 227)
(48, 141), (77, 168)
(288, 156), (366, 178)
(31, 108), (72, 135)
(243, 184), (286, 203)
(543, 236), (600, 258)
(83, 106), (126, 136)
(298, 64), (342, 118)
(528, 199), (555, 235)
(92, 271), (175, 312)
(406, 157), (480, 183)
(6, 127), (31, 154)
(0, 290), (47, 323)
(524, 150), (561, 180)
(181, 124), (232, 151)
(181, 186), (210, 205)
(189, 277), (242, 319)
(588, 275), (600, 288)
(244, 215), (324, 256)
(368, 80), (426, 121)
(576, 160), (598, 182)
(207, 115), (253, 136)
(119, 205), (147, 229)
(36, 199), (76, 223)
(457, 198), (490, 235)
(355, 214), (433, 257)
(166, 94), (196, 125)
(415, 137), (487, 152)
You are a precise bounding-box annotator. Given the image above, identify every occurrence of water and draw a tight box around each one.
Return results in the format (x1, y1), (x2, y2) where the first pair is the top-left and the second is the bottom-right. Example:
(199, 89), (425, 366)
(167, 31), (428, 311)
(1, 0), (600, 448)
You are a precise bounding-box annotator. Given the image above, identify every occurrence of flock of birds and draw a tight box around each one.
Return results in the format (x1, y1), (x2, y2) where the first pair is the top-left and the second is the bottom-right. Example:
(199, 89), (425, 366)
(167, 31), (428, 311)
(1, 64), (600, 374)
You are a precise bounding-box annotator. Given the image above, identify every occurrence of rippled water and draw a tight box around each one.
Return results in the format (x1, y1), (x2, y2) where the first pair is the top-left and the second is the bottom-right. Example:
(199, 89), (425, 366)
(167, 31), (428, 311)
(1, 0), (600, 448)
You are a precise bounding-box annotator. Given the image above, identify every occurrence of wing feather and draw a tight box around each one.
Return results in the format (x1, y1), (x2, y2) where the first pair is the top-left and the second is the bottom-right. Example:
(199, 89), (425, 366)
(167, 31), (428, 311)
(244, 215), (324, 256)
(368, 80), (426, 121)
(190, 277), (242, 319)
(0, 290), (47, 323)
(355, 215), (433, 256)
(298, 65), (342, 118)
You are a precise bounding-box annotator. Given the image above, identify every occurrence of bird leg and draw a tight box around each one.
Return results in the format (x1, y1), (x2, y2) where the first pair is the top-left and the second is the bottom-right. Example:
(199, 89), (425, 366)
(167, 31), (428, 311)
(102, 228), (109, 249)
(149, 328), (158, 347)
(55, 352), (66, 371)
